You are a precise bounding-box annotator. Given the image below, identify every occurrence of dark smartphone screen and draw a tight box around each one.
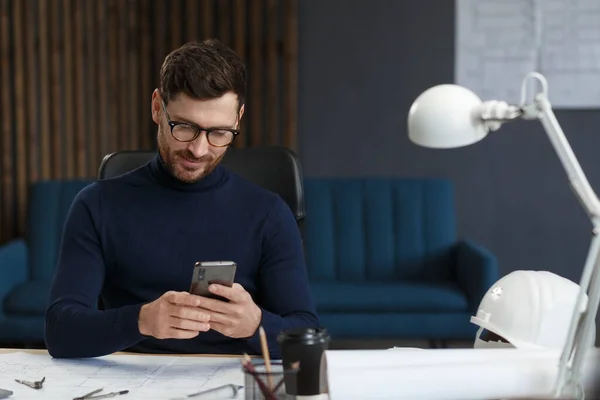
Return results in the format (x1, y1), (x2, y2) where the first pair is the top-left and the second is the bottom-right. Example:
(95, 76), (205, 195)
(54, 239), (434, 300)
(189, 261), (236, 301)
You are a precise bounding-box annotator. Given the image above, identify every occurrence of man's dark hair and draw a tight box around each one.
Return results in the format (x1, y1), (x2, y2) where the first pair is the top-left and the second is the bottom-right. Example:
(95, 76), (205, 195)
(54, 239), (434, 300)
(159, 39), (247, 109)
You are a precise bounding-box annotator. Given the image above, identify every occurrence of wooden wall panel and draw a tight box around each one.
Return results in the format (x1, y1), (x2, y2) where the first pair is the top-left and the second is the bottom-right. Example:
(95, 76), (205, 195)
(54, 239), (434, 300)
(74, 0), (87, 179)
(39, 0), (51, 181)
(249, 0), (263, 147)
(12, 0), (27, 239)
(0, 0), (298, 244)
(50, 0), (62, 179)
(283, 0), (298, 150)
(0, 0), (14, 243)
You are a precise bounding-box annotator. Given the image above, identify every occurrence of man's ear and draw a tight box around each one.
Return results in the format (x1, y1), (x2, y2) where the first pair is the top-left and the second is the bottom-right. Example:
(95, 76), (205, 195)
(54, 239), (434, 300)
(151, 89), (161, 124)
(238, 104), (245, 122)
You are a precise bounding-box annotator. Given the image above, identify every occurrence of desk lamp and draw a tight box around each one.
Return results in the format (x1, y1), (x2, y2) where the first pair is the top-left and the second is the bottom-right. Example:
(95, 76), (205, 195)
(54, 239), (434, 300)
(407, 72), (600, 399)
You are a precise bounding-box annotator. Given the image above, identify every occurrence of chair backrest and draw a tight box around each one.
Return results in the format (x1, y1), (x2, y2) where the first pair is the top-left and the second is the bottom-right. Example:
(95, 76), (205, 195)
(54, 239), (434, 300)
(303, 177), (457, 283)
(98, 147), (306, 224)
(28, 180), (95, 281)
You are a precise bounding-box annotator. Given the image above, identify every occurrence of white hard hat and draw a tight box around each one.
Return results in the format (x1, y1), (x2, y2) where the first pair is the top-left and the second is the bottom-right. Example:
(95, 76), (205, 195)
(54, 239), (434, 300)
(470, 270), (594, 350)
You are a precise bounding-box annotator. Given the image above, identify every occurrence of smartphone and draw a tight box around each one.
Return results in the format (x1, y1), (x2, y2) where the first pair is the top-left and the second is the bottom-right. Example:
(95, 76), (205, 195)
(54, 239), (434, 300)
(189, 261), (237, 301)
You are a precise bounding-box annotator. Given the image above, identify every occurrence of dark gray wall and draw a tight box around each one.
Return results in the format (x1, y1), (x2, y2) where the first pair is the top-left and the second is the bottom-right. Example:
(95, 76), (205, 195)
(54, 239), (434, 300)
(297, 0), (600, 282)
(297, 0), (600, 336)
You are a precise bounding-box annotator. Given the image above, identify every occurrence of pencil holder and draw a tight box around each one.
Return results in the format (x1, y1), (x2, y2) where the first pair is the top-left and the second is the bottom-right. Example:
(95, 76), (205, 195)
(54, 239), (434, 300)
(243, 361), (298, 400)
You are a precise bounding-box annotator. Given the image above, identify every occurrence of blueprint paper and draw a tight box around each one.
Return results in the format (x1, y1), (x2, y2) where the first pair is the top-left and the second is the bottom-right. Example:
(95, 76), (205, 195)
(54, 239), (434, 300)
(0, 352), (244, 400)
(456, 0), (600, 108)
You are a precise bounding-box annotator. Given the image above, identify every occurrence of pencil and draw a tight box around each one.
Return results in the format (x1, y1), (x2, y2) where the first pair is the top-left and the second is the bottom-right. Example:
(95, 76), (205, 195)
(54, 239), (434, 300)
(242, 353), (275, 399)
(258, 326), (274, 391)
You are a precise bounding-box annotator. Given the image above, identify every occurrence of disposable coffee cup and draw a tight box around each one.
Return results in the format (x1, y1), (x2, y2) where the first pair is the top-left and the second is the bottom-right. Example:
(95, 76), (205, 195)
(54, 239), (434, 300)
(277, 327), (331, 396)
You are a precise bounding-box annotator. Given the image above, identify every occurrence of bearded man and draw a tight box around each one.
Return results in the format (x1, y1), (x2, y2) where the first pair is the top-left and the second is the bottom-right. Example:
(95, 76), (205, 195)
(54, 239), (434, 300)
(44, 39), (319, 359)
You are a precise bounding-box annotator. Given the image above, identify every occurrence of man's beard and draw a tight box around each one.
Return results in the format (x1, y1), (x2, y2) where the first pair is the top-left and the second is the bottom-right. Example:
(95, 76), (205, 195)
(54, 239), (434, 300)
(157, 130), (225, 183)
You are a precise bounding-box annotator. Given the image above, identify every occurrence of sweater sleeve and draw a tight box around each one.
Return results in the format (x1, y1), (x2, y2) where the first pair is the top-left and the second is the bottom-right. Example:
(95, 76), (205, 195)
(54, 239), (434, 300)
(44, 184), (146, 358)
(246, 197), (320, 359)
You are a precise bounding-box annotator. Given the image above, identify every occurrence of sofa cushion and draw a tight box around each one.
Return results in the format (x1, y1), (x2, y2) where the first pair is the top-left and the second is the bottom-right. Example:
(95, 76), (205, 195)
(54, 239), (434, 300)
(0, 315), (44, 343)
(4, 281), (52, 316)
(310, 282), (468, 312)
(316, 312), (477, 339)
(28, 180), (94, 281)
(303, 178), (457, 282)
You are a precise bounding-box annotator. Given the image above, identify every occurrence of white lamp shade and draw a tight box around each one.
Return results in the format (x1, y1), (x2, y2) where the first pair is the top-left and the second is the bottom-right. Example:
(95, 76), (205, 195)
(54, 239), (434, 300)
(407, 84), (488, 148)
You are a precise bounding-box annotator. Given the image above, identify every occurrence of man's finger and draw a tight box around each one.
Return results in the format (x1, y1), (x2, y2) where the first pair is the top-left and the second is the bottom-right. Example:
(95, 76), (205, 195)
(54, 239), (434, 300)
(167, 327), (200, 339)
(208, 321), (227, 336)
(208, 283), (246, 303)
(169, 316), (210, 332)
(166, 291), (202, 307)
(171, 306), (210, 322)
(198, 297), (235, 314)
(206, 311), (233, 325)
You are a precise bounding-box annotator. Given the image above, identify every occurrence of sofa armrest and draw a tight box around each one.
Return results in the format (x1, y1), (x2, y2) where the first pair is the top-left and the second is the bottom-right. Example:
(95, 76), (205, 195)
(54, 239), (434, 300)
(0, 238), (28, 316)
(455, 239), (498, 311)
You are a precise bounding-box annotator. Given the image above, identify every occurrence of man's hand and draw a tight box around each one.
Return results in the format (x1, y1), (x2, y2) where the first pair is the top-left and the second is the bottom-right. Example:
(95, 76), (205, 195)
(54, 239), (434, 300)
(138, 291), (210, 339)
(200, 283), (262, 339)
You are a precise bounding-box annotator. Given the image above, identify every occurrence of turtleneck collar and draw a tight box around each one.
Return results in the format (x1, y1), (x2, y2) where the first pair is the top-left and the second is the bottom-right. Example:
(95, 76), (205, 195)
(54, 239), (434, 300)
(148, 152), (227, 192)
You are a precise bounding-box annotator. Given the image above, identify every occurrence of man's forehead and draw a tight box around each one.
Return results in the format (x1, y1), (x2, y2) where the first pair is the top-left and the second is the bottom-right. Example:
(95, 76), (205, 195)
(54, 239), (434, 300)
(168, 92), (239, 111)
(167, 93), (238, 126)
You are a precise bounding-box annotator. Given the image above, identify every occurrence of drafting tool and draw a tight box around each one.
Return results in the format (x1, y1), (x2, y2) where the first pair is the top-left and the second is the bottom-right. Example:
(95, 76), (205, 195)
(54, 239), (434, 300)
(14, 377), (45, 389)
(73, 388), (129, 400)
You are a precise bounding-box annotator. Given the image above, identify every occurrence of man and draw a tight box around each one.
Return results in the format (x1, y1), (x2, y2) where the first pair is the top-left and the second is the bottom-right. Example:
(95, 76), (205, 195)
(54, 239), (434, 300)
(44, 39), (319, 359)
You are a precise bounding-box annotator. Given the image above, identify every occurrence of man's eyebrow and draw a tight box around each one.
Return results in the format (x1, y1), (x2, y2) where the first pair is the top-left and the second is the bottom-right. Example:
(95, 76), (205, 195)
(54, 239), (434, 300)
(169, 113), (201, 126)
(169, 113), (236, 129)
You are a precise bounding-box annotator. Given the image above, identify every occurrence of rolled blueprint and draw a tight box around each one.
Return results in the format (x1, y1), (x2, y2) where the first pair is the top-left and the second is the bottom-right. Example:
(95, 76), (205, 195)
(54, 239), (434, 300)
(321, 347), (600, 399)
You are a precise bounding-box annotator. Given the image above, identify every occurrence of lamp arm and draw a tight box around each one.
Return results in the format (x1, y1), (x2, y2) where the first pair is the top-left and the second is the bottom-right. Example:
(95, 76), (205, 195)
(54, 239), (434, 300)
(533, 94), (600, 399)
(536, 97), (600, 218)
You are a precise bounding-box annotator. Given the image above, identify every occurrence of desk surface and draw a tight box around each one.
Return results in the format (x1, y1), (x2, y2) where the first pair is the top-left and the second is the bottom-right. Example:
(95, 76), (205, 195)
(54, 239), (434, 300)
(0, 348), (242, 358)
(0, 348), (247, 399)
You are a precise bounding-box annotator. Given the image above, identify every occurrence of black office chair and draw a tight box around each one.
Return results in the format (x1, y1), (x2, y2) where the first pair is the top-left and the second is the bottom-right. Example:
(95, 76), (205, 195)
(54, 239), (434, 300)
(98, 146), (306, 229)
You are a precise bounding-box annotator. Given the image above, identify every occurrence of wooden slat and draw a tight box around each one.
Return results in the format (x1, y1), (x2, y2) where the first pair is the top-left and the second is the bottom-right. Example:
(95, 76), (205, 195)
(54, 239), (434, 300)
(218, 0), (231, 46)
(97, 0), (108, 168)
(140, 0), (152, 150)
(75, 0), (87, 178)
(86, 0), (98, 176)
(186, 0), (198, 41)
(107, 0), (119, 153)
(171, 0), (182, 49)
(283, 0), (298, 150)
(51, 0), (63, 179)
(39, 0), (51, 180)
(201, 0), (213, 39)
(232, 0), (246, 148)
(233, 0), (245, 60)
(0, 0), (14, 242)
(13, 0), (28, 236)
(63, 0), (75, 178)
(26, 0), (39, 184)
(118, 0), (128, 150)
(249, 0), (263, 146)
(155, 0), (167, 88)
(266, 0), (278, 146)
(129, 0), (140, 150)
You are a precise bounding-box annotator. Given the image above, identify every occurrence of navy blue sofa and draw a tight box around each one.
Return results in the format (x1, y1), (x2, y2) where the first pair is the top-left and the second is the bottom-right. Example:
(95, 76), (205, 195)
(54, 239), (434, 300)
(0, 180), (94, 344)
(0, 173), (498, 345)
(303, 177), (498, 341)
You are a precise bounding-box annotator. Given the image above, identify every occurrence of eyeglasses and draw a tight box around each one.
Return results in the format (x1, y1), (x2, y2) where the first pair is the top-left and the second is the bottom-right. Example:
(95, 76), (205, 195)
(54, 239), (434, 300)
(161, 100), (240, 147)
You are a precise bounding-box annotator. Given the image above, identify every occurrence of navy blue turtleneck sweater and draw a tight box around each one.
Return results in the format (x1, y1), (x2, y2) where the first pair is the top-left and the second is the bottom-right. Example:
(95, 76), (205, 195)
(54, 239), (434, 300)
(44, 154), (319, 358)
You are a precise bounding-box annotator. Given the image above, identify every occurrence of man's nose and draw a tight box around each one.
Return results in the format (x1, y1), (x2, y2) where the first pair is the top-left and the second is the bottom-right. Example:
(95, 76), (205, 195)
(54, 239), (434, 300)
(187, 131), (211, 159)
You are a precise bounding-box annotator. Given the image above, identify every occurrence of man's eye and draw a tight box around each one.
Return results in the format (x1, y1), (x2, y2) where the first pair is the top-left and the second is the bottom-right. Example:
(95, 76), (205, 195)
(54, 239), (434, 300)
(172, 124), (198, 140)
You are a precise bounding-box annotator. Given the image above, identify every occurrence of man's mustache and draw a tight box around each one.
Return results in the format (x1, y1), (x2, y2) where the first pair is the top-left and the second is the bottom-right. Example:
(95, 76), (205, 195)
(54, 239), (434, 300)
(177, 152), (213, 163)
